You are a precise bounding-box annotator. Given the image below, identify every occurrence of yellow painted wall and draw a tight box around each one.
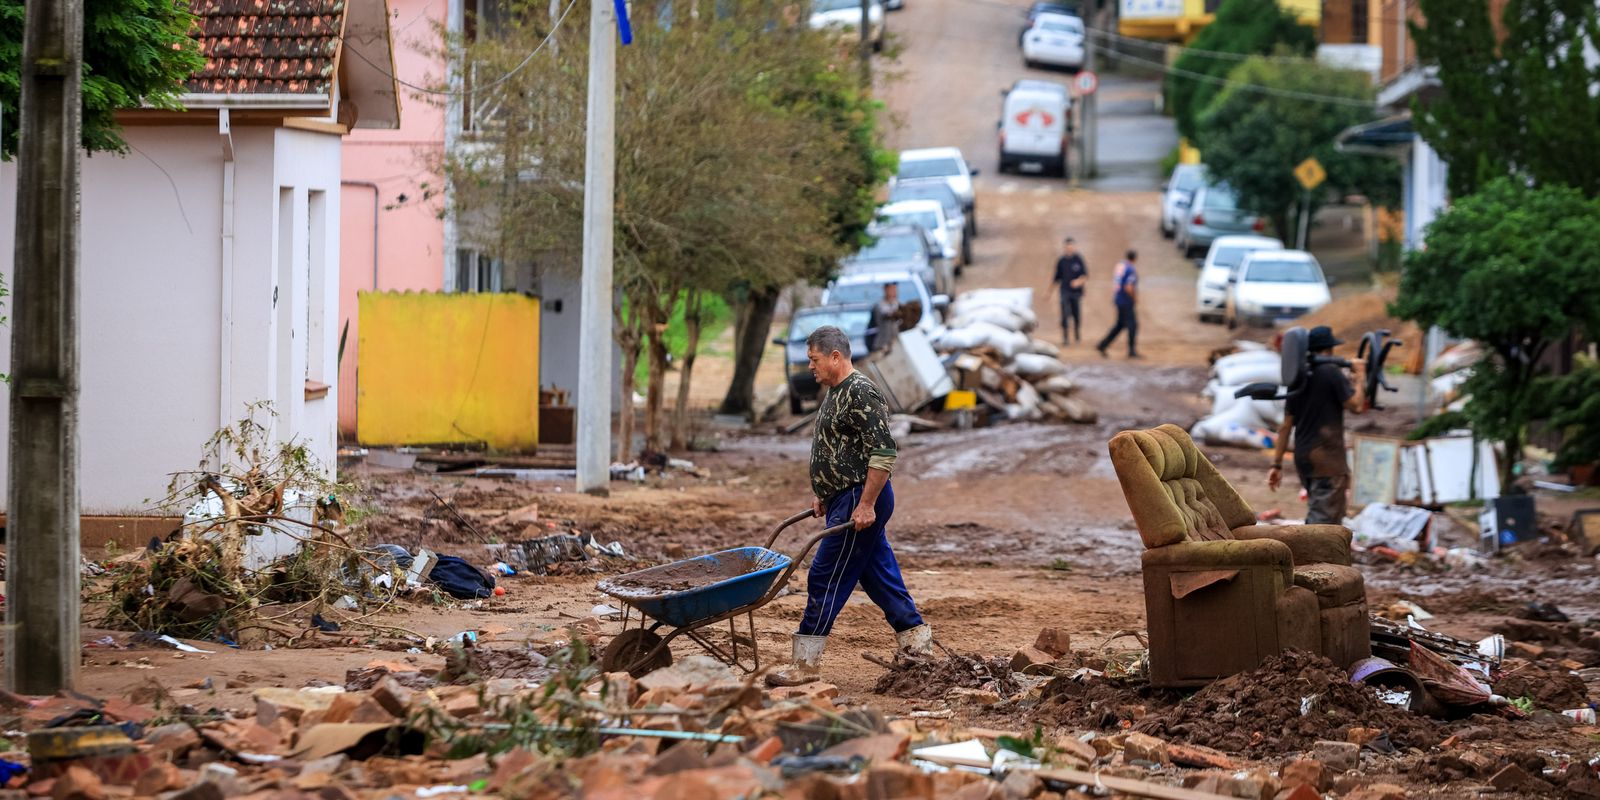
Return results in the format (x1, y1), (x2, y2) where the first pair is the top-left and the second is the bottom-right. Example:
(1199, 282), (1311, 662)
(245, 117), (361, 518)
(1120, 0), (1318, 42)
(357, 291), (541, 450)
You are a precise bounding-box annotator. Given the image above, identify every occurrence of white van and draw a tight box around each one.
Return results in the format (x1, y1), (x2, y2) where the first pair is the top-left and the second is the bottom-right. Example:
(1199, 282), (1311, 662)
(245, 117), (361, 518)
(997, 79), (1071, 177)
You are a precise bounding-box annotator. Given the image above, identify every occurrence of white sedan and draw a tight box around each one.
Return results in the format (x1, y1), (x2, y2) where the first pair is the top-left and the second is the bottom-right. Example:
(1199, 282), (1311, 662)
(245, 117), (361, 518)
(1022, 13), (1085, 71)
(808, 0), (885, 51)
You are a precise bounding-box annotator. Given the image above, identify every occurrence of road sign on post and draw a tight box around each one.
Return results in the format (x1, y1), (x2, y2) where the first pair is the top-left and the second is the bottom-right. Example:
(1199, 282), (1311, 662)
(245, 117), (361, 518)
(1294, 157), (1326, 191)
(1072, 70), (1098, 97)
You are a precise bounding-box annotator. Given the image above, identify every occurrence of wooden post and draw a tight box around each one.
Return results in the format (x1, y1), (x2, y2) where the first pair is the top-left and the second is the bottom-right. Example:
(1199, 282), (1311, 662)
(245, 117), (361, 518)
(6, 0), (84, 693)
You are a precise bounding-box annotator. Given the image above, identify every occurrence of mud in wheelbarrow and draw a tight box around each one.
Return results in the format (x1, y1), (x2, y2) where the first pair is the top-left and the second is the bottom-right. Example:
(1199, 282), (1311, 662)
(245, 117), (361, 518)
(596, 510), (848, 677)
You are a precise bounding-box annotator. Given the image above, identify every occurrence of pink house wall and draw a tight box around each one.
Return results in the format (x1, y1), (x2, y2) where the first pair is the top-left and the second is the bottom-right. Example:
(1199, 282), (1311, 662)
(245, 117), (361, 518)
(338, 0), (450, 437)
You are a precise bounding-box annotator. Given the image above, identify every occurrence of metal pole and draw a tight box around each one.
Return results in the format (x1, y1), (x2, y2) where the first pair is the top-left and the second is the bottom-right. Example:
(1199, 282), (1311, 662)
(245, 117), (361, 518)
(576, 0), (616, 496)
(7, 0), (83, 693)
(1081, 23), (1097, 179)
(859, 0), (872, 85)
(1297, 191), (1312, 250)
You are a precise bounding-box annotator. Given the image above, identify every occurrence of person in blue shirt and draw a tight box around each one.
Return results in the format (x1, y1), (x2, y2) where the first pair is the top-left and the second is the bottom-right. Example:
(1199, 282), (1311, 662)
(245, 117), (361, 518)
(1095, 250), (1140, 359)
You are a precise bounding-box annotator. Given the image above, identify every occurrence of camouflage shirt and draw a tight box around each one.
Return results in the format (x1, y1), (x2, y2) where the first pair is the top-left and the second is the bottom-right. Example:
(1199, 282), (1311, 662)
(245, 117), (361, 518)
(810, 371), (898, 501)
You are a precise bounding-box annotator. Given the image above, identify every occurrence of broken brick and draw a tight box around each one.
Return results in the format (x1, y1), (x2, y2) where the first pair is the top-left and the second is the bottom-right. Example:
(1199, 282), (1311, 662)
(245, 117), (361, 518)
(1033, 628), (1072, 658)
(1051, 735), (1096, 766)
(140, 723), (200, 762)
(999, 768), (1040, 800)
(49, 765), (104, 800)
(1345, 727), (1381, 746)
(1279, 759), (1326, 792)
(865, 762), (933, 799)
(1009, 646), (1059, 676)
(1342, 783), (1408, 800)
(1488, 763), (1552, 793)
(646, 742), (708, 776)
(1167, 742), (1234, 770)
(768, 683), (839, 701)
(1122, 732), (1169, 765)
(744, 736), (783, 765)
(133, 762), (184, 797)
(1310, 740), (1358, 771)
(1508, 641), (1546, 659)
(1276, 785), (1319, 800)
(252, 688), (337, 728)
(818, 733), (910, 764)
(370, 678), (415, 718)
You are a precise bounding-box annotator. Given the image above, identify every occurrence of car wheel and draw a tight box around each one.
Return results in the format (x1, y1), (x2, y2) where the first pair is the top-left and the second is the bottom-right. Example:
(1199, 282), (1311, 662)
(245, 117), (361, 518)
(788, 388), (804, 416)
(968, 210), (978, 238)
(961, 238), (973, 266)
(1161, 220), (1174, 239)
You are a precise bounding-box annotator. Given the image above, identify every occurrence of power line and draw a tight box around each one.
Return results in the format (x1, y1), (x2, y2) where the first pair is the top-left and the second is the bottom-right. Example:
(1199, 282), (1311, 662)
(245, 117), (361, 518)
(1085, 26), (1321, 64)
(1088, 42), (1379, 107)
(338, 0), (579, 99)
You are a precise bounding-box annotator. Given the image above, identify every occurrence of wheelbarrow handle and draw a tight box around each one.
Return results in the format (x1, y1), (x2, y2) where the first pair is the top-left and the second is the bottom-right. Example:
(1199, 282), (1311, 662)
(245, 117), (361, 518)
(755, 518), (854, 609)
(763, 508), (822, 550)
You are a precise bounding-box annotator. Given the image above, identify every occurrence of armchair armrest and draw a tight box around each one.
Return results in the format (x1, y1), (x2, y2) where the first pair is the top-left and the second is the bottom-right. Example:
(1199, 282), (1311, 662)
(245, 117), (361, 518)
(1142, 538), (1293, 585)
(1231, 524), (1353, 567)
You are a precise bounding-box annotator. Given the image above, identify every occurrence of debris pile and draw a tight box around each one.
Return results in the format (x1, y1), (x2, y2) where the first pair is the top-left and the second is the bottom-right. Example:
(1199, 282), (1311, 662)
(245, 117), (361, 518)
(929, 288), (1097, 425)
(1192, 343), (1283, 449)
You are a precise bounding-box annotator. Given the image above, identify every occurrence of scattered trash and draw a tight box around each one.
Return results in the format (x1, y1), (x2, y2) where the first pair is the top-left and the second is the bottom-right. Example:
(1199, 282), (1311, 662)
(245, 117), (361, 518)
(428, 556), (496, 600)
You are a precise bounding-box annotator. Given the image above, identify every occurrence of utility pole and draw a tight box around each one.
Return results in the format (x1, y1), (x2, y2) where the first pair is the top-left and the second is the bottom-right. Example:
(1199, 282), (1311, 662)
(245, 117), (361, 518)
(576, 0), (617, 496)
(7, 0), (84, 693)
(1081, 20), (1098, 179)
(859, 0), (872, 85)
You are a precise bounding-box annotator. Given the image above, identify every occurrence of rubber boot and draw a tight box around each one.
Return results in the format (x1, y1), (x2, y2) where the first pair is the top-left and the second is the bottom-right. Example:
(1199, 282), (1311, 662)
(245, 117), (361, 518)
(896, 623), (934, 657)
(766, 634), (826, 687)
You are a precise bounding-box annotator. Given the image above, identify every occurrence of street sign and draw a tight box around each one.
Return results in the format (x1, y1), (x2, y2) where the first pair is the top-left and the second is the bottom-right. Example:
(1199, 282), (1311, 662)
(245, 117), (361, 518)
(1294, 157), (1326, 191)
(1072, 70), (1098, 97)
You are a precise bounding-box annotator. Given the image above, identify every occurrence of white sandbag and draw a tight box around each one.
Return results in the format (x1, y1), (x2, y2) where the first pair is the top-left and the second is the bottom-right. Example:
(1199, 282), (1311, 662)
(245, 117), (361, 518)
(1056, 397), (1097, 424)
(1022, 338), (1062, 358)
(954, 287), (1033, 311)
(930, 321), (1029, 358)
(1035, 374), (1076, 395)
(1011, 352), (1069, 378)
(1191, 397), (1278, 446)
(1015, 380), (1042, 412)
(929, 326), (989, 351)
(949, 305), (1029, 332)
(1214, 360), (1280, 388)
(1212, 349), (1278, 374)
(1253, 398), (1285, 428)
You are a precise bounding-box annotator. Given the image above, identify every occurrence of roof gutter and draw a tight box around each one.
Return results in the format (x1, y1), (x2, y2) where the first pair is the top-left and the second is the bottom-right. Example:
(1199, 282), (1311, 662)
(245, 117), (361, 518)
(176, 93), (332, 110)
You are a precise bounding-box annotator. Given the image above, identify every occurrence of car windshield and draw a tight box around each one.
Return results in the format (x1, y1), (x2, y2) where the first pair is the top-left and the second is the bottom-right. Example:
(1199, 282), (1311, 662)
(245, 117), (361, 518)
(790, 308), (871, 341)
(1172, 166), (1203, 193)
(899, 157), (962, 180)
(854, 233), (924, 261)
(828, 280), (920, 305)
(884, 209), (941, 231)
(1038, 17), (1082, 33)
(1212, 244), (1275, 268)
(889, 184), (960, 217)
(1203, 185), (1240, 210)
(1245, 259), (1322, 283)
(813, 0), (866, 12)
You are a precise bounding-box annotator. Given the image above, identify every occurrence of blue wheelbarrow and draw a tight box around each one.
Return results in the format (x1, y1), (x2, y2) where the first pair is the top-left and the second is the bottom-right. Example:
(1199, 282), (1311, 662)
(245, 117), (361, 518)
(596, 509), (850, 677)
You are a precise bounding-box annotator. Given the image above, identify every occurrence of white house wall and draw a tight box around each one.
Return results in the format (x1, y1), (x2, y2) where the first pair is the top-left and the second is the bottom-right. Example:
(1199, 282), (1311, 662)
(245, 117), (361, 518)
(0, 123), (342, 515)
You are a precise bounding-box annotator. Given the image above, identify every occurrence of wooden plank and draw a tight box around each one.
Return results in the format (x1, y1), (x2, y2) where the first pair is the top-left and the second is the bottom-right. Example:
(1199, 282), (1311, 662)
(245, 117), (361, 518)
(1033, 768), (1238, 800)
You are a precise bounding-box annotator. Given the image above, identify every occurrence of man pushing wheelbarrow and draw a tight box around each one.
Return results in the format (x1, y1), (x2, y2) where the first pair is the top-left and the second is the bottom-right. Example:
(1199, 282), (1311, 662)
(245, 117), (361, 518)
(767, 325), (934, 687)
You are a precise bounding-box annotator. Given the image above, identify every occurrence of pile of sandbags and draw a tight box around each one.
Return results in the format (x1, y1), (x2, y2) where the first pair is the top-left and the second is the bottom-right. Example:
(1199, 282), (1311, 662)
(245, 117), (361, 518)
(931, 288), (1095, 424)
(1191, 344), (1283, 449)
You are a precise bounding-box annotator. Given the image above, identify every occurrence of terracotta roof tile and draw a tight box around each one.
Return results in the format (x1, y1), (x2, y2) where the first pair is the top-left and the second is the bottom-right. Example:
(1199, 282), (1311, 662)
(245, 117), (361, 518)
(186, 0), (348, 96)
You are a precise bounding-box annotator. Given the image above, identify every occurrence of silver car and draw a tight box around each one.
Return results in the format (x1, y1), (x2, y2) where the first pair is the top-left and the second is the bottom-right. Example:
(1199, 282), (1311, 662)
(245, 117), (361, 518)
(839, 225), (943, 296)
(1160, 163), (1204, 238)
(1175, 182), (1266, 258)
(887, 181), (970, 266)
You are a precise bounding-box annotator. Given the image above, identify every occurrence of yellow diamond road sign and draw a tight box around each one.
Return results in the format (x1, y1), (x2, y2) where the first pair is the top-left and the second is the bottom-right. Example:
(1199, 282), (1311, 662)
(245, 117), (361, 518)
(1295, 157), (1326, 191)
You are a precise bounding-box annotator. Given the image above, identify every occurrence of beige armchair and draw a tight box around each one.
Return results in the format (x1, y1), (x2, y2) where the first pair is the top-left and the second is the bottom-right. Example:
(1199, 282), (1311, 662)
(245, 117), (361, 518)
(1108, 424), (1370, 687)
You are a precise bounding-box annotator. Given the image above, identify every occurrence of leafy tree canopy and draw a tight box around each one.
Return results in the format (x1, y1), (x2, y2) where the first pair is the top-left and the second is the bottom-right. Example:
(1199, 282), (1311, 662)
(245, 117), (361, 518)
(1196, 58), (1399, 239)
(1411, 0), (1600, 199)
(0, 0), (204, 159)
(1167, 0), (1314, 143)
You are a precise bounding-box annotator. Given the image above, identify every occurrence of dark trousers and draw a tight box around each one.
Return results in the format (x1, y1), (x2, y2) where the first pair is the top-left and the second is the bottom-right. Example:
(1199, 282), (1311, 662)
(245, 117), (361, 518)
(797, 482), (923, 637)
(1097, 303), (1138, 355)
(1298, 469), (1350, 525)
(1059, 292), (1083, 341)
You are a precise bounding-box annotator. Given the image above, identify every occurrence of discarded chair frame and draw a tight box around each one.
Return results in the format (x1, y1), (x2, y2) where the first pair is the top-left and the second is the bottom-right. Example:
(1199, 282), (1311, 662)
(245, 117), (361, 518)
(596, 509), (850, 678)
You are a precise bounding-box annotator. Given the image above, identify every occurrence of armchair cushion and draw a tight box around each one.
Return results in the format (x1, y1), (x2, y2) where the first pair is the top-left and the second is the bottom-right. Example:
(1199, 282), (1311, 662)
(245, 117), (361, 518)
(1141, 539), (1294, 587)
(1291, 563), (1366, 606)
(1231, 524), (1354, 567)
(1110, 424), (1254, 548)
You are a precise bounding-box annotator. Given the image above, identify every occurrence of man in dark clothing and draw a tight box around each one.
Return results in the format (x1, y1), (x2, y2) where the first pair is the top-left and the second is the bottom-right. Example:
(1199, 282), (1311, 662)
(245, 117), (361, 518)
(1095, 250), (1140, 359)
(1049, 237), (1088, 344)
(868, 282), (901, 353)
(1267, 326), (1367, 524)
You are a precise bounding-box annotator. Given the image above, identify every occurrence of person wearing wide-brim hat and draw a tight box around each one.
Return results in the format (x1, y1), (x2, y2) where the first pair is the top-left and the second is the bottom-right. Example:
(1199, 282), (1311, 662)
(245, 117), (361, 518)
(1266, 325), (1367, 524)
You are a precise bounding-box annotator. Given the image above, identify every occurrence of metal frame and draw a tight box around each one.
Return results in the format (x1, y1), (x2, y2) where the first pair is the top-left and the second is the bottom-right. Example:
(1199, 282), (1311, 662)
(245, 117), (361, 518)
(604, 509), (850, 675)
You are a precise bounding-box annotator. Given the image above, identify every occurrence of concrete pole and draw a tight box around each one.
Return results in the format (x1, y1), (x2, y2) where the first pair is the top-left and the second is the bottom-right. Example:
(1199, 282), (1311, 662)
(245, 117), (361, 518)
(859, 0), (872, 85)
(576, 0), (616, 496)
(1081, 23), (1098, 179)
(6, 0), (83, 693)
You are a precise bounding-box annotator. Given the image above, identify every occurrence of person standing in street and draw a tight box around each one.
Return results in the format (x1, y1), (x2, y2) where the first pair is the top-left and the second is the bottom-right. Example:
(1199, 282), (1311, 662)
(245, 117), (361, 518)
(1096, 250), (1140, 359)
(1266, 325), (1366, 524)
(768, 325), (932, 686)
(868, 282), (901, 354)
(1049, 237), (1088, 344)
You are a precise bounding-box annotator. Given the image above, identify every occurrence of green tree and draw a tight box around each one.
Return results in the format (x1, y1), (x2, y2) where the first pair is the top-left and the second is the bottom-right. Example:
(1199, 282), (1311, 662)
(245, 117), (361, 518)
(1167, 0), (1315, 143)
(1392, 178), (1600, 485)
(1410, 0), (1600, 199)
(1196, 58), (1399, 242)
(0, 0), (203, 159)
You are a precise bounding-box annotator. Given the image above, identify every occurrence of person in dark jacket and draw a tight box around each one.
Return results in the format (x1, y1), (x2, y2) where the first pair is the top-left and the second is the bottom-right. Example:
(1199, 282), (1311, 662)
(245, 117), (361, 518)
(1049, 237), (1088, 344)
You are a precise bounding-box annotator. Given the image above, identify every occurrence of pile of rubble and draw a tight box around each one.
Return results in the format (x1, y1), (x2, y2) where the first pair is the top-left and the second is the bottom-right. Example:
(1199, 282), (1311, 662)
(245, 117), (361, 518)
(930, 288), (1096, 425)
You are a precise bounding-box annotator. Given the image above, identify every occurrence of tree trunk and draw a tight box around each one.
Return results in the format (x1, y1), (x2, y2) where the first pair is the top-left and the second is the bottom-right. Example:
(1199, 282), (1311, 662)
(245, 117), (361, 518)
(719, 287), (779, 416)
(671, 292), (704, 450)
(643, 299), (671, 453)
(615, 306), (643, 464)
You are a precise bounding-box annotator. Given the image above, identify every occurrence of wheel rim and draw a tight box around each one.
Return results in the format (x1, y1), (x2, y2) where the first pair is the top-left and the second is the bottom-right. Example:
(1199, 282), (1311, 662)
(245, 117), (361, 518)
(600, 628), (672, 677)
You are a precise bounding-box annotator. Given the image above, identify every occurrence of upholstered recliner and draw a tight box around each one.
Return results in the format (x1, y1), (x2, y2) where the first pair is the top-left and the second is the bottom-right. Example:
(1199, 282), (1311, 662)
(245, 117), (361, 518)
(1109, 424), (1370, 687)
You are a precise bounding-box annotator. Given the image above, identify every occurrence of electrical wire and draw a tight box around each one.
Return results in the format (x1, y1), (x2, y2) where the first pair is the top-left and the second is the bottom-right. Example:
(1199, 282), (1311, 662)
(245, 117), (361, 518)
(1087, 41), (1379, 108)
(1084, 26), (1323, 64)
(337, 0), (579, 98)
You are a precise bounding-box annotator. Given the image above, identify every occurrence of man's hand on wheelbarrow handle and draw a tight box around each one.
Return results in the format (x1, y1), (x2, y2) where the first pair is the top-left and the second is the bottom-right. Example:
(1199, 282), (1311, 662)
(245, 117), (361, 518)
(812, 497), (824, 519)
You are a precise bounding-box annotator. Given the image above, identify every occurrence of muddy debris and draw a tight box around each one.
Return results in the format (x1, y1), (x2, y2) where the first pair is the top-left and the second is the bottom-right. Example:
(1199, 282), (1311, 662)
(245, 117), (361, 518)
(1038, 674), (1176, 731)
(1492, 659), (1592, 710)
(1135, 651), (1442, 754)
(871, 650), (1022, 701)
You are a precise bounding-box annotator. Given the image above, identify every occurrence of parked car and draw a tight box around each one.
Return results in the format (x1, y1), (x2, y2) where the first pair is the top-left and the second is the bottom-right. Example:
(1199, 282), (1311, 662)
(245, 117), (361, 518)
(1021, 13), (1086, 71)
(1019, 1), (1082, 44)
(821, 270), (947, 338)
(1195, 234), (1283, 323)
(894, 147), (978, 238)
(887, 181), (971, 265)
(877, 199), (961, 275)
(776, 303), (877, 414)
(808, 0), (884, 51)
(1225, 250), (1331, 329)
(869, 220), (954, 294)
(840, 225), (943, 296)
(997, 78), (1071, 177)
(1175, 181), (1266, 258)
(1160, 163), (1205, 238)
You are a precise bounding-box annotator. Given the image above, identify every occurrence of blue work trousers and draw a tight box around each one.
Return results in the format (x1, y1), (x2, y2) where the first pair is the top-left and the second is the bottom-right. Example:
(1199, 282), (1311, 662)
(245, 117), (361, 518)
(797, 481), (924, 637)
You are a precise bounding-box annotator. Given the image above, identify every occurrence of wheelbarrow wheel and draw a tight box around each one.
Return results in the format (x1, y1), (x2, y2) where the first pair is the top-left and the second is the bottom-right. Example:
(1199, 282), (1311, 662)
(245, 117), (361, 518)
(600, 628), (673, 678)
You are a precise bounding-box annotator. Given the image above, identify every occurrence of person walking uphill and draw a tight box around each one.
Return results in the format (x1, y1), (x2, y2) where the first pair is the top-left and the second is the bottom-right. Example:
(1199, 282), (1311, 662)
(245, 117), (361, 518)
(1049, 237), (1088, 344)
(767, 325), (933, 687)
(1266, 325), (1367, 524)
(1096, 250), (1141, 359)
